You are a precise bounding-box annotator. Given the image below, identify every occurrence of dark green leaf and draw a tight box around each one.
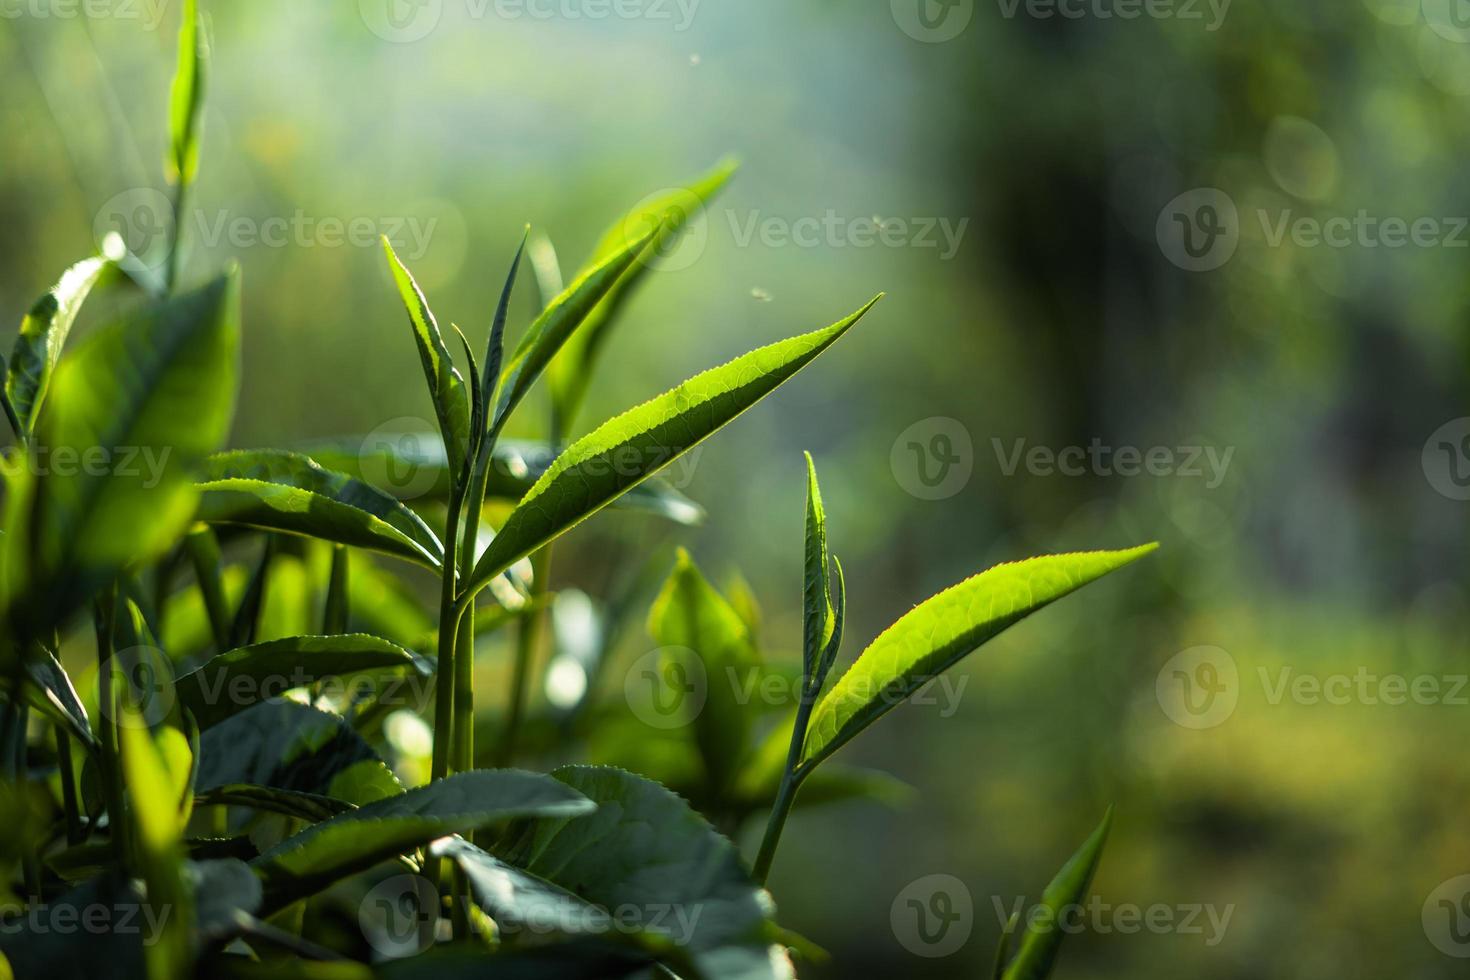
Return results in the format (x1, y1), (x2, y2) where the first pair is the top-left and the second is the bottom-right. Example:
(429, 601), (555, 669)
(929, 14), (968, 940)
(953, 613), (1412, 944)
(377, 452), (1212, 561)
(647, 549), (758, 798)
(6, 270), (240, 636)
(195, 783), (355, 823)
(195, 700), (401, 804)
(800, 545), (1157, 770)
(497, 765), (793, 980)
(176, 634), (428, 729)
(196, 450), (443, 569)
(1000, 809), (1113, 980)
(252, 769), (594, 911)
(6, 252), (113, 438)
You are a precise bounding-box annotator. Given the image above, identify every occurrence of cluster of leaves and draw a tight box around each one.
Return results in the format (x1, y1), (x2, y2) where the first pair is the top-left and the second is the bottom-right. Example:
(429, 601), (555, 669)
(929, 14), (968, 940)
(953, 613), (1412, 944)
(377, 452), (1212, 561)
(0, 4), (1154, 978)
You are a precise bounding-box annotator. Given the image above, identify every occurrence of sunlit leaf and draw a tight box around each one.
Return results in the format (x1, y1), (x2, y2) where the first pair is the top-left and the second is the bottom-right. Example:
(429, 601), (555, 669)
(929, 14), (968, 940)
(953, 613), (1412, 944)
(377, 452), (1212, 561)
(800, 546), (1156, 769)
(466, 297), (881, 599)
(6, 253), (113, 438)
(166, 0), (208, 186)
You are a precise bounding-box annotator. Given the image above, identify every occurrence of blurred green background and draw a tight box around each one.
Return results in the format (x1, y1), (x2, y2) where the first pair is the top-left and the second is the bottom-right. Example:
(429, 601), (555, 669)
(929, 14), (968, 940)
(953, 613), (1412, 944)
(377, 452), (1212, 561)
(5, 0), (1470, 976)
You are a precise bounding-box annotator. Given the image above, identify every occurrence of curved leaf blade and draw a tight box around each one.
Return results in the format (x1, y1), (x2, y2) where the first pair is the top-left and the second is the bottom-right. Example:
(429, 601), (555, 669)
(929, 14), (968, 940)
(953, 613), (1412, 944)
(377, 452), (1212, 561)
(467, 297), (881, 597)
(493, 225), (656, 431)
(1001, 809), (1112, 980)
(167, 0), (208, 186)
(496, 765), (794, 980)
(9, 270), (241, 635)
(176, 633), (428, 729)
(800, 545), (1157, 769)
(196, 450), (443, 569)
(550, 159), (739, 431)
(801, 452), (832, 683)
(383, 239), (472, 478)
(7, 253), (113, 438)
(251, 769), (594, 911)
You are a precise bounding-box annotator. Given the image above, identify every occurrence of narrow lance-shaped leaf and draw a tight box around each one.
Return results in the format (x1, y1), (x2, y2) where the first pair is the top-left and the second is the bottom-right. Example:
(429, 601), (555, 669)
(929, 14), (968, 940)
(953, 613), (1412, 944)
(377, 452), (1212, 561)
(1000, 809), (1113, 980)
(801, 452), (832, 685)
(7, 252), (115, 439)
(167, 0), (208, 186)
(196, 450), (444, 569)
(493, 225), (657, 432)
(815, 554), (846, 688)
(7, 270), (241, 636)
(465, 295), (883, 600)
(383, 238), (472, 479)
(550, 159), (739, 432)
(800, 545), (1157, 770)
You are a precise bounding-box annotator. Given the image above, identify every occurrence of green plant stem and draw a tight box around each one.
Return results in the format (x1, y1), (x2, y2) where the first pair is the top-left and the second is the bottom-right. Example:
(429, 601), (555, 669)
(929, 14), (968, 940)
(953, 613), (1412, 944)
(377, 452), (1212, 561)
(55, 727), (83, 845)
(93, 593), (128, 867)
(500, 545), (551, 768)
(752, 683), (820, 886)
(164, 178), (186, 294)
(431, 488), (465, 783)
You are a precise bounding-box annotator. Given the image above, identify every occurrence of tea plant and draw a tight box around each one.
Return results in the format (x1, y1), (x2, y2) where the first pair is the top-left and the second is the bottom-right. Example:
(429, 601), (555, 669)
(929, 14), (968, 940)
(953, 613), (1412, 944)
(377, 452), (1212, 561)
(0, 4), (1154, 977)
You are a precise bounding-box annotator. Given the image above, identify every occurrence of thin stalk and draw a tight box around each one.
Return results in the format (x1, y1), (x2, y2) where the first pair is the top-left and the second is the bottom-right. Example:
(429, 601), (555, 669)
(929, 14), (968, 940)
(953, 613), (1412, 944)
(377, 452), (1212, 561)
(499, 545), (550, 768)
(93, 592), (128, 866)
(430, 487), (465, 783)
(752, 682), (820, 885)
(184, 526), (230, 652)
(55, 727), (83, 845)
(164, 178), (186, 294)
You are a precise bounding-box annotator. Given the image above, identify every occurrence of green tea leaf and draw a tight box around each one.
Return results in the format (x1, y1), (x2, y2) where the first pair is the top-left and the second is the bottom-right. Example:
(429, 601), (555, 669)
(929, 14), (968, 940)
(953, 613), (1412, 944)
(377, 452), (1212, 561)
(382, 238), (472, 479)
(434, 836), (617, 944)
(801, 453), (832, 683)
(9, 270), (240, 636)
(252, 769), (594, 911)
(22, 646), (96, 750)
(6, 253), (113, 438)
(1000, 809), (1113, 980)
(497, 765), (793, 980)
(167, 0), (208, 185)
(196, 450), (443, 569)
(466, 297), (881, 599)
(175, 634), (428, 729)
(800, 545), (1157, 769)
(493, 226), (656, 431)
(647, 549), (758, 798)
(195, 700), (401, 805)
(195, 784), (355, 823)
(550, 159), (739, 431)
